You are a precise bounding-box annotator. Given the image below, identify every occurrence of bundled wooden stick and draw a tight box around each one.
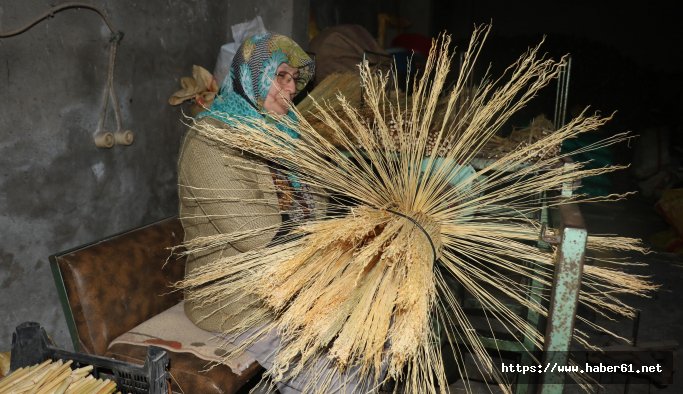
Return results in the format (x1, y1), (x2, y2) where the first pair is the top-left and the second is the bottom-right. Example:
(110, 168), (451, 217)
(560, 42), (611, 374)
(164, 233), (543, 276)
(178, 24), (656, 393)
(0, 359), (119, 394)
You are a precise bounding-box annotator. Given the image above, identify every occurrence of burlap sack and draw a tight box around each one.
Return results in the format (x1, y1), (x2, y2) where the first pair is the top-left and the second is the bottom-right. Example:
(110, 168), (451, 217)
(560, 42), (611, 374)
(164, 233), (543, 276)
(178, 117), (281, 332)
(308, 25), (387, 85)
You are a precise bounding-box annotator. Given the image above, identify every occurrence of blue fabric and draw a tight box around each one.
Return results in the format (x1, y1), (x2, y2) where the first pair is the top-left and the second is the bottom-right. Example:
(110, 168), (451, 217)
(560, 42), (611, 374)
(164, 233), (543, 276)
(201, 88), (300, 139)
(198, 32), (314, 189)
(198, 31), (314, 141)
(420, 158), (476, 188)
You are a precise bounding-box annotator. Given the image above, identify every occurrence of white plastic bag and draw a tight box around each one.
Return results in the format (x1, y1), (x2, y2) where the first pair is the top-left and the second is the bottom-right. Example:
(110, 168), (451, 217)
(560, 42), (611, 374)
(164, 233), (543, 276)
(213, 16), (266, 85)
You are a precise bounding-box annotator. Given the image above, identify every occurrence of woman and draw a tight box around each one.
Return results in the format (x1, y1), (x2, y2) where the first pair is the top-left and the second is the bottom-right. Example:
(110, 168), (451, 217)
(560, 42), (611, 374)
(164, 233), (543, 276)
(177, 32), (319, 336)
(178, 32), (374, 393)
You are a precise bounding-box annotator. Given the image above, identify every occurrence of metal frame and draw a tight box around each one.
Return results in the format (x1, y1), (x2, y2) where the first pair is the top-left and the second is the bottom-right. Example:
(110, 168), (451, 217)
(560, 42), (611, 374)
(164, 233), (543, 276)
(460, 158), (585, 394)
(538, 197), (587, 393)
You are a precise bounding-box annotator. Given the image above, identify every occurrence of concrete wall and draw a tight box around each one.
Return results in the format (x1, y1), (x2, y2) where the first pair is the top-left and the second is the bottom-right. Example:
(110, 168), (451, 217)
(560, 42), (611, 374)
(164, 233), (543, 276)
(0, 0), (307, 352)
(224, 0), (310, 50)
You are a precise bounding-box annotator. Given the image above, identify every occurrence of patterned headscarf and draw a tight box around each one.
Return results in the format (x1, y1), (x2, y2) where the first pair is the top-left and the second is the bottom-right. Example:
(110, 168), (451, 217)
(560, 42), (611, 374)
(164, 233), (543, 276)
(203, 32), (314, 138)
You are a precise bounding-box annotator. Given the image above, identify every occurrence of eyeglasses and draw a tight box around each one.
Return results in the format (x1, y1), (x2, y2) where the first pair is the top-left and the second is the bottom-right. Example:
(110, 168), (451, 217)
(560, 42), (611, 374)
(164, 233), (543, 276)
(275, 71), (302, 86)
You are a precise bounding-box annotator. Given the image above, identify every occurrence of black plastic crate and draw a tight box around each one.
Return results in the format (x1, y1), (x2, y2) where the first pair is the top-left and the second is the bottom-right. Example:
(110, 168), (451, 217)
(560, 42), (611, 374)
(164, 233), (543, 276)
(9, 322), (169, 394)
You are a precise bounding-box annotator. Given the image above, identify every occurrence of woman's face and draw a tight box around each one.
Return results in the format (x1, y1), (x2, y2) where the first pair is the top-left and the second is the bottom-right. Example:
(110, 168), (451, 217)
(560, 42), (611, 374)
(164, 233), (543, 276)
(263, 63), (299, 115)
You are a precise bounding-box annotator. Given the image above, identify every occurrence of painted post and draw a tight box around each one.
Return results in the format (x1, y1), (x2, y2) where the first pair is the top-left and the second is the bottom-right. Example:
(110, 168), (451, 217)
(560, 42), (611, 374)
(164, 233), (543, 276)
(538, 202), (587, 394)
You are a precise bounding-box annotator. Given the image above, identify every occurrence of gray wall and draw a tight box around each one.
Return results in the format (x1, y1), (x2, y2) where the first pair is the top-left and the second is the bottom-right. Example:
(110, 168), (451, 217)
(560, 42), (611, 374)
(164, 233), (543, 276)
(0, 0), (307, 352)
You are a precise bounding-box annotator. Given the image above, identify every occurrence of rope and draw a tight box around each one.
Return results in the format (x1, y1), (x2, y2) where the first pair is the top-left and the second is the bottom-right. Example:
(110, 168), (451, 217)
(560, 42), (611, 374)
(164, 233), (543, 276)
(97, 34), (123, 133)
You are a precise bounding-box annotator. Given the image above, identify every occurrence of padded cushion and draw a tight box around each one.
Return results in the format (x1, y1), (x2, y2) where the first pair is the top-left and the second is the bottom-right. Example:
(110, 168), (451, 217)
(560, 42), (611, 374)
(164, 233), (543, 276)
(51, 217), (186, 355)
(51, 217), (264, 393)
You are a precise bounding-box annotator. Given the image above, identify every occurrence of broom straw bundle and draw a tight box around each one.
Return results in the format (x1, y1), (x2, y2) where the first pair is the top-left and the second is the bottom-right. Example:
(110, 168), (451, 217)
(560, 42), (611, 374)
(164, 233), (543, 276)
(0, 360), (118, 394)
(177, 24), (655, 393)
